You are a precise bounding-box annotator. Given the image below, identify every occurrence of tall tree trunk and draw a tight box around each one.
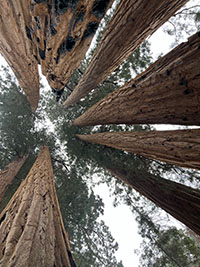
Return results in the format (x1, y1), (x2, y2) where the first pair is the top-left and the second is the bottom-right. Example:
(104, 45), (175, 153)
(106, 166), (200, 235)
(0, 1), (39, 111)
(77, 129), (200, 170)
(30, 0), (114, 91)
(0, 155), (28, 203)
(74, 32), (200, 126)
(0, 146), (76, 267)
(63, 0), (188, 108)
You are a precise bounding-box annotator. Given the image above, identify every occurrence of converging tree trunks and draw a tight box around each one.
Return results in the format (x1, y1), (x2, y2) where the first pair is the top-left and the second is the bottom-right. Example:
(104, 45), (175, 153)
(64, 0), (189, 108)
(74, 32), (200, 126)
(0, 0), (114, 110)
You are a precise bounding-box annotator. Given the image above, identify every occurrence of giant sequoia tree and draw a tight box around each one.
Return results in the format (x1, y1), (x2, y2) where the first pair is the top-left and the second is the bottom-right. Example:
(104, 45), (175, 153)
(105, 166), (200, 235)
(0, 0), (39, 111)
(0, 146), (76, 267)
(77, 129), (200, 170)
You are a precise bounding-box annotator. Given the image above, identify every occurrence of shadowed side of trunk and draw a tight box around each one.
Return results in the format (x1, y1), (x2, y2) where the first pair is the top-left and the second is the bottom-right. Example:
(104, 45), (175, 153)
(0, 155), (28, 203)
(0, 146), (76, 267)
(77, 129), (200, 170)
(63, 0), (188, 108)
(74, 32), (200, 126)
(106, 166), (200, 236)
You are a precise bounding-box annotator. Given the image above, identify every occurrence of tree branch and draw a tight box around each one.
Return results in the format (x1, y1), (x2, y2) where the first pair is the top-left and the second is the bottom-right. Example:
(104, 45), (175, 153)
(174, 5), (200, 16)
(51, 157), (69, 172)
(103, 80), (118, 86)
(77, 68), (84, 75)
(65, 84), (73, 93)
(81, 227), (107, 266)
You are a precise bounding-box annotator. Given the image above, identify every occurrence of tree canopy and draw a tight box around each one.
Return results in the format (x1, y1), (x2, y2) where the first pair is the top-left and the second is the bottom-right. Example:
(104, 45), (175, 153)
(0, 1), (200, 266)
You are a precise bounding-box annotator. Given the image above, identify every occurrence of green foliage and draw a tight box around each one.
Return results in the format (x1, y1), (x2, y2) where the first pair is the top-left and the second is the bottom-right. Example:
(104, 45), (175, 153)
(0, 66), (59, 168)
(0, 67), (33, 166)
(139, 227), (200, 267)
(128, 205), (200, 267)
(0, 66), (124, 265)
(55, 166), (121, 266)
(195, 11), (200, 22)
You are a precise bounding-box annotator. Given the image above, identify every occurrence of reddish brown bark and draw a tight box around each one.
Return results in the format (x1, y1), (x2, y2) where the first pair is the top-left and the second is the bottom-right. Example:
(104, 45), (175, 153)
(0, 147), (76, 267)
(0, 155), (28, 203)
(29, 0), (114, 90)
(77, 129), (200, 170)
(74, 32), (200, 126)
(0, 1), (114, 109)
(0, 1), (39, 111)
(106, 166), (200, 235)
(63, 0), (188, 108)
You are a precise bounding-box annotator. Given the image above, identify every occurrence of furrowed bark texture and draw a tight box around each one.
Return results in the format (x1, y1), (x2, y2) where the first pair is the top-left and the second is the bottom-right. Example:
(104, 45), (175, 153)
(63, 0), (188, 108)
(0, 155), (28, 203)
(0, 1), (39, 111)
(74, 32), (200, 126)
(0, 0), (113, 108)
(77, 129), (200, 170)
(0, 147), (76, 267)
(106, 167), (200, 235)
(29, 0), (114, 91)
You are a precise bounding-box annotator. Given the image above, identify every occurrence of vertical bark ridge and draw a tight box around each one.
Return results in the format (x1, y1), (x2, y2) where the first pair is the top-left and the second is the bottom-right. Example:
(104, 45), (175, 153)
(106, 167), (200, 235)
(77, 129), (200, 170)
(74, 32), (200, 126)
(63, 0), (188, 108)
(0, 146), (76, 267)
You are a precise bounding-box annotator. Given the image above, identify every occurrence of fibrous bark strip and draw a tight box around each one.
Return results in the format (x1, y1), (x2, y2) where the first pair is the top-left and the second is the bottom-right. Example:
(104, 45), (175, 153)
(30, 0), (114, 91)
